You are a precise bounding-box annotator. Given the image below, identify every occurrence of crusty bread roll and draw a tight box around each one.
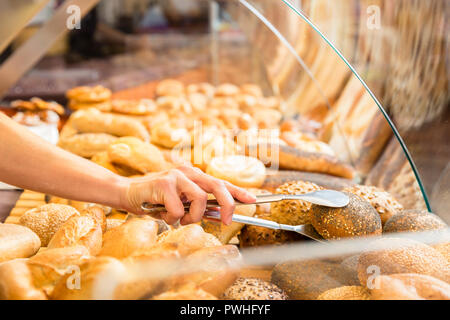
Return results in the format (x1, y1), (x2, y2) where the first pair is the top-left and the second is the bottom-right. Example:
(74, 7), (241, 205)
(0, 259), (47, 300)
(71, 108), (150, 142)
(28, 246), (91, 294)
(106, 218), (125, 231)
(357, 238), (450, 286)
(68, 100), (112, 112)
(240, 84), (263, 98)
(19, 204), (80, 246)
(309, 193), (382, 240)
(47, 215), (103, 255)
(82, 206), (107, 234)
(152, 283), (217, 300)
(107, 136), (170, 174)
(99, 217), (159, 259)
(206, 155), (266, 188)
(370, 274), (450, 300)
(270, 180), (322, 225)
(157, 224), (221, 256)
(271, 259), (359, 300)
(215, 83), (240, 97)
(201, 204), (257, 245)
(156, 79), (185, 97)
(66, 85), (111, 103)
(383, 210), (447, 234)
(280, 131), (335, 156)
(222, 278), (288, 300)
(0, 224), (40, 263)
(58, 133), (117, 158)
(432, 242), (450, 263)
(316, 286), (371, 300)
(343, 185), (403, 225)
(150, 121), (191, 149)
(111, 99), (157, 115)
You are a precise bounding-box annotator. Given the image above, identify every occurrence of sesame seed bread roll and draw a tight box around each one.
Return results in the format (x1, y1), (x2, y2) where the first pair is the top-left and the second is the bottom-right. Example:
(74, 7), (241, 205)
(270, 180), (322, 225)
(316, 286), (371, 300)
(206, 155), (266, 189)
(370, 274), (450, 300)
(99, 217), (159, 259)
(309, 193), (382, 240)
(107, 136), (170, 174)
(0, 224), (41, 263)
(47, 215), (103, 255)
(19, 204), (80, 247)
(357, 238), (450, 285)
(222, 278), (288, 300)
(383, 210), (447, 234)
(343, 185), (403, 225)
(0, 259), (47, 300)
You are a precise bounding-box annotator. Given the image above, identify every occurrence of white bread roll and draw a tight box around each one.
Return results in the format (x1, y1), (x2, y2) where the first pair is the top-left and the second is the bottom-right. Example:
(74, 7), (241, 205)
(206, 155), (266, 188)
(0, 224), (41, 263)
(19, 204), (80, 246)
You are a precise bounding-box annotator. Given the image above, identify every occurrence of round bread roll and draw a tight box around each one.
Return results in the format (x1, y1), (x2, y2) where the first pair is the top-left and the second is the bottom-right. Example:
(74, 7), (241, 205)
(343, 185), (403, 224)
(157, 224), (221, 256)
(68, 100), (112, 112)
(317, 286), (371, 300)
(19, 204), (80, 247)
(383, 210), (447, 234)
(0, 259), (47, 300)
(215, 83), (240, 97)
(432, 242), (450, 262)
(271, 259), (359, 300)
(155, 79), (185, 97)
(370, 273), (450, 300)
(206, 155), (266, 188)
(66, 85), (111, 103)
(82, 206), (107, 234)
(111, 99), (157, 115)
(240, 84), (263, 98)
(270, 181), (322, 225)
(150, 121), (191, 149)
(47, 215), (103, 255)
(99, 217), (159, 259)
(186, 82), (215, 98)
(357, 238), (450, 286)
(222, 278), (287, 300)
(0, 224), (41, 263)
(152, 283), (217, 300)
(309, 192), (382, 239)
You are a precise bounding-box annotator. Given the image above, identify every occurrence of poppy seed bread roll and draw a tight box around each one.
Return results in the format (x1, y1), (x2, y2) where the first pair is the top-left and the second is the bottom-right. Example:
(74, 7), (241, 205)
(0, 224), (41, 263)
(19, 204), (80, 246)
(309, 193), (382, 240)
(270, 180), (322, 225)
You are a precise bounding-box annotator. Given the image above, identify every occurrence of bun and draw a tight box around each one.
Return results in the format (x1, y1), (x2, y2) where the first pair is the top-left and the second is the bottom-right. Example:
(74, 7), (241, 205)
(99, 217), (159, 259)
(157, 224), (221, 256)
(0, 259), (47, 300)
(317, 286), (371, 300)
(206, 155), (266, 188)
(156, 79), (185, 97)
(71, 108), (150, 141)
(240, 84), (263, 98)
(19, 204), (80, 246)
(357, 238), (450, 285)
(0, 224), (40, 262)
(82, 206), (107, 234)
(58, 133), (117, 158)
(106, 218), (125, 231)
(150, 121), (191, 149)
(270, 180), (322, 225)
(68, 100), (112, 112)
(222, 278), (288, 300)
(111, 99), (157, 115)
(383, 210), (447, 234)
(107, 137), (170, 174)
(215, 83), (239, 97)
(28, 246), (91, 293)
(343, 185), (403, 224)
(66, 86), (111, 103)
(152, 283), (217, 300)
(370, 273), (450, 300)
(309, 193), (382, 239)
(201, 204), (257, 244)
(271, 259), (359, 300)
(47, 215), (102, 255)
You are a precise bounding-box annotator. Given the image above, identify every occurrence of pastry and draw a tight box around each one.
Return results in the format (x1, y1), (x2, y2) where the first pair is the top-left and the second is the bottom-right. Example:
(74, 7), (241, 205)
(240, 84), (263, 98)
(206, 155), (266, 188)
(19, 204), (80, 246)
(150, 121), (191, 149)
(270, 181), (322, 225)
(357, 238), (450, 286)
(107, 137), (170, 174)
(281, 131), (335, 156)
(222, 278), (288, 300)
(66, 85), (112, 103)
(317, 286), (371, 300)
(58, 133), (117, 158)
(309, 193), (382, 239)
(68, 99), (112, 112)
(0, 224), (41, 263)
(343, 185), (404, 225)
(186, 82), (215, 98)
(370, 273), (450, 300)
(215, 83), (240, 97)
(71, 108), (150, 142)
(111, 99), (157, 115)
(383, 210), (447, 234)
(152, 283), (217, 300)
(155, 79), (185, 97)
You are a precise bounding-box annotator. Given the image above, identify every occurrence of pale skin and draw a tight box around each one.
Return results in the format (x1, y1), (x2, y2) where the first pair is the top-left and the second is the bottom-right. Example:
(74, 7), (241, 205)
(0, 113), (256, 225)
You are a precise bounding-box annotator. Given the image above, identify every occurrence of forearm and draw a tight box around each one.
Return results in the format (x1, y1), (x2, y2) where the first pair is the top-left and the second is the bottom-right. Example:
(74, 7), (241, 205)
(0, 113), (126, 209)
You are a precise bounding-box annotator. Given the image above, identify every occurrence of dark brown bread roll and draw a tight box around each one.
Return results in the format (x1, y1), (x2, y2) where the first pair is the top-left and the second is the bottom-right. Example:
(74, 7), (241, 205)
(383, 210), (447, 234)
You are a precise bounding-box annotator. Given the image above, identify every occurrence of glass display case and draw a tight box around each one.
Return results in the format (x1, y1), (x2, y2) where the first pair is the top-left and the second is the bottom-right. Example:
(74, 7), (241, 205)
(0, 0), (448, 301)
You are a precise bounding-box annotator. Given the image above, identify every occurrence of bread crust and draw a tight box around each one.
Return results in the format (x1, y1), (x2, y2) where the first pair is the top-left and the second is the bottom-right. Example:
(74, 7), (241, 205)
(0, 224), (41, 263)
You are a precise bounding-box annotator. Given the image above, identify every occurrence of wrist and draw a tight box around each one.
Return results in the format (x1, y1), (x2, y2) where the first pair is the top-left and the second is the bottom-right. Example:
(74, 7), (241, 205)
(112, 175), (130, 211)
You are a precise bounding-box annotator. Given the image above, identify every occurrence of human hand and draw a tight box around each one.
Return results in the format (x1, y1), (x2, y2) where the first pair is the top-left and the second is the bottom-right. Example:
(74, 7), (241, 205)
(120, 165), (256, 225)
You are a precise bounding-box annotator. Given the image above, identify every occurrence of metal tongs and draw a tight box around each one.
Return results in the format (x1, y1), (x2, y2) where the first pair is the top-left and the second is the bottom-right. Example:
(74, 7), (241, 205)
(141, 190), (349, 243)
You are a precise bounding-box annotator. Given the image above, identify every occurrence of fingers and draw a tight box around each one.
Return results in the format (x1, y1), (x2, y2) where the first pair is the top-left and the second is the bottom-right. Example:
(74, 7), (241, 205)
(161, 184), (185, 225)
(223, 181), (257, 203)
